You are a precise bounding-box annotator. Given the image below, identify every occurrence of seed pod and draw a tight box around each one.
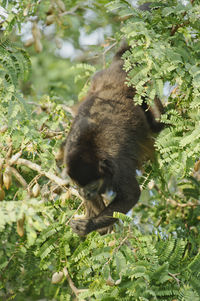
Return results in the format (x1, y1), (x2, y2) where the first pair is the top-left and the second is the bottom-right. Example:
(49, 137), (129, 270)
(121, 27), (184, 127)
(47, 6), (54, 16)
(46, 15), (55, 25)
(9, 150), (22, 166)
(32, 183), (40, 197)
(34, 39), (43, 53)
(194, 160), (200, 172)
(0, 157), (4, 171)
(0, 186), (5, 201)
(115, 278), (121, 285)
(17, 215), (25, 237)
(32, 22), (41, 40)
(0, 173), (3, 186)
(148, 179), (155, 190)
(32, 22), (43, 53)
(55, 0), (65, 12)
(3, 167), (12, 190)
(51, 271), (64, 284)
(55, 37), (62, 49)
(106, 275), (115, 287)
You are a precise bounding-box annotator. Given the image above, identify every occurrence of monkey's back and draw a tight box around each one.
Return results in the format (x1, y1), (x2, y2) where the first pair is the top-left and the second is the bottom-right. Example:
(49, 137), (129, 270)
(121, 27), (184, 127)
(67, 59), (154, 167)
(65, 52), (163, 182)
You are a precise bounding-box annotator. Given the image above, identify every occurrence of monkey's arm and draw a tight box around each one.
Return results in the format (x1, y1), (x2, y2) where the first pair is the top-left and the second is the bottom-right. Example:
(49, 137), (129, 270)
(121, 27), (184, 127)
(70, 175), (140, 236)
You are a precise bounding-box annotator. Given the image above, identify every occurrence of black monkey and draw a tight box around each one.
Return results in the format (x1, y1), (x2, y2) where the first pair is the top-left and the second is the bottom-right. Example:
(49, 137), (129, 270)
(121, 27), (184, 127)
(64, 47), (164, 236)
(64, 3), (164, 236)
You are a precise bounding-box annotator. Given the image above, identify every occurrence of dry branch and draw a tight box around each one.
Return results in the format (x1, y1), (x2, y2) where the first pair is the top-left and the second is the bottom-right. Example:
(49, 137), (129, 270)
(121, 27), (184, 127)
(167, 198), (198, 208)
(10, 167), (28, 188)
(63, 267), (87, 300)
(16, 158), (69, 186)
(9, 150), (23, 166)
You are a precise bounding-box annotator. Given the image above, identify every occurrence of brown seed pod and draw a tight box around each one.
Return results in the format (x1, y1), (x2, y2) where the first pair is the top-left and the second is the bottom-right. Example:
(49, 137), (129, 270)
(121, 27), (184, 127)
(55, 0), (65, 12)
(17, 215), (25, 237)
(34, 39), (43, 53)
(194, 160), (200, 172)
(0, 157), (4, 171)
(51, 271), (64, 284)
(47, 6), (54, 16)
(3, 167), (12, 190)
(0, 173), (3, 187)
(32, 22), (43, 53)
(0, 186), (5, 201)
(32, 183), (40, 197)
(106, 275), (115, 287)
(46, 15), (55, 25)
(32, 22), (41, 40)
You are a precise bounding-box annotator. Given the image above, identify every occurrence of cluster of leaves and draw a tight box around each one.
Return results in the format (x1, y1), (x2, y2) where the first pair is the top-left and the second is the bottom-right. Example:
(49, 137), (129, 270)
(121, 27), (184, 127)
(0, 0), (200, 300)
(108, 0), (200, 176)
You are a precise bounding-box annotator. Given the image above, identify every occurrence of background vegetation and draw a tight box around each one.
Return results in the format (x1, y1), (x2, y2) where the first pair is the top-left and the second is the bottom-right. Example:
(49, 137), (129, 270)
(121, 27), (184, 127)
(0, 0), (200, 300)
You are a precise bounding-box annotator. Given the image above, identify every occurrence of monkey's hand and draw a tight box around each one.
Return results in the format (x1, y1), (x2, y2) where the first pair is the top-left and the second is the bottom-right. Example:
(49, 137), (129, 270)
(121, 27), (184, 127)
(70, 218), (95, 236)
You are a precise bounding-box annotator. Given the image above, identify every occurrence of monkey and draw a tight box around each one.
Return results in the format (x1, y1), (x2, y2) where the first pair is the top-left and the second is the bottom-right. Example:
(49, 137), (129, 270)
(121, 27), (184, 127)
(63, 3), (164, 236)
(63, 44), (164, 236)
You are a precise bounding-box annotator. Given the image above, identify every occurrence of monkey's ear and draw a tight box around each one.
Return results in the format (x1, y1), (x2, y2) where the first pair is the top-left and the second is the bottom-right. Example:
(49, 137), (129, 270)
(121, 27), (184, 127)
(99, 159), (114, 176)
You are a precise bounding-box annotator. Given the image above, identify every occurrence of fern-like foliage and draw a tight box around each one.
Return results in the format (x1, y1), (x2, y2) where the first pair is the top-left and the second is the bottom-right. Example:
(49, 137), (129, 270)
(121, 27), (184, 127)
(0, 40), (31, 126)
(0, 1), (200, 300)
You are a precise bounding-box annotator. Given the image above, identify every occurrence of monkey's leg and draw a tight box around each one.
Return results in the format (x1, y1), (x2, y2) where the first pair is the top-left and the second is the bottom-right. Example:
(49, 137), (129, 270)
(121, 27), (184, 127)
(72, 193), (112, 236)
(84, 195), (112, 235)
(70, 173), (140, 236)
(84, 194), (106, 218)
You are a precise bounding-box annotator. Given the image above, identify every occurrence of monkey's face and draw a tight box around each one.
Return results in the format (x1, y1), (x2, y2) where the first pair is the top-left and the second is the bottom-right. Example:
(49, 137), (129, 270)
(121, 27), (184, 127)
(78, 178), (105, 201)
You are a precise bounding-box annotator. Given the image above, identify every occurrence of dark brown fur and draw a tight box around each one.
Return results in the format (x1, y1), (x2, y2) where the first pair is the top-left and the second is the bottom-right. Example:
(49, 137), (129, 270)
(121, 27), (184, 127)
(64, 44), (164, 236)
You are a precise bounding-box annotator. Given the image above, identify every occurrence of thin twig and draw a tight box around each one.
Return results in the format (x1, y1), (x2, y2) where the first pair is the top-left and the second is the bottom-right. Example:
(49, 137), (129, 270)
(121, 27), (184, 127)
(168, 272), (180, 286)
(65, 199), (85, 226)
(63, 267), (87, 300)
(102, 41), (117, 68)
(103, 233), (130, 268)
(167, 198), (198, 208)
(59, 5), (80, 17)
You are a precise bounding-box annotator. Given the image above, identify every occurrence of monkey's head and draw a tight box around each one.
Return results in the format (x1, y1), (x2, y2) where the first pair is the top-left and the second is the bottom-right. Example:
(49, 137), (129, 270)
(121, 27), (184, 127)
(66, 150), (108, 201)
(65, 144), (114, 200)
(65, 114), (115, 202)
(66, 150), (100, 186)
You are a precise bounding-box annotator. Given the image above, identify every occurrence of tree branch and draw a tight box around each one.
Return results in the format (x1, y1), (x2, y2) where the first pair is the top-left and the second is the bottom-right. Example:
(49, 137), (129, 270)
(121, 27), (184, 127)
(167, 198), (198, 208)
(15, 158), (69, 186)
(59, 5), (80, 17)
(10, 167), (28, 188)
(63, 267), (87, 300)
(168, 272), (180, 286)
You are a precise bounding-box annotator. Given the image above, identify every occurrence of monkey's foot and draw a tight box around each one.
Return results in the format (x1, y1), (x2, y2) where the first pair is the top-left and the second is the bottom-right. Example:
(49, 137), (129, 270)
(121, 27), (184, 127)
(70, 218), (95, 236)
